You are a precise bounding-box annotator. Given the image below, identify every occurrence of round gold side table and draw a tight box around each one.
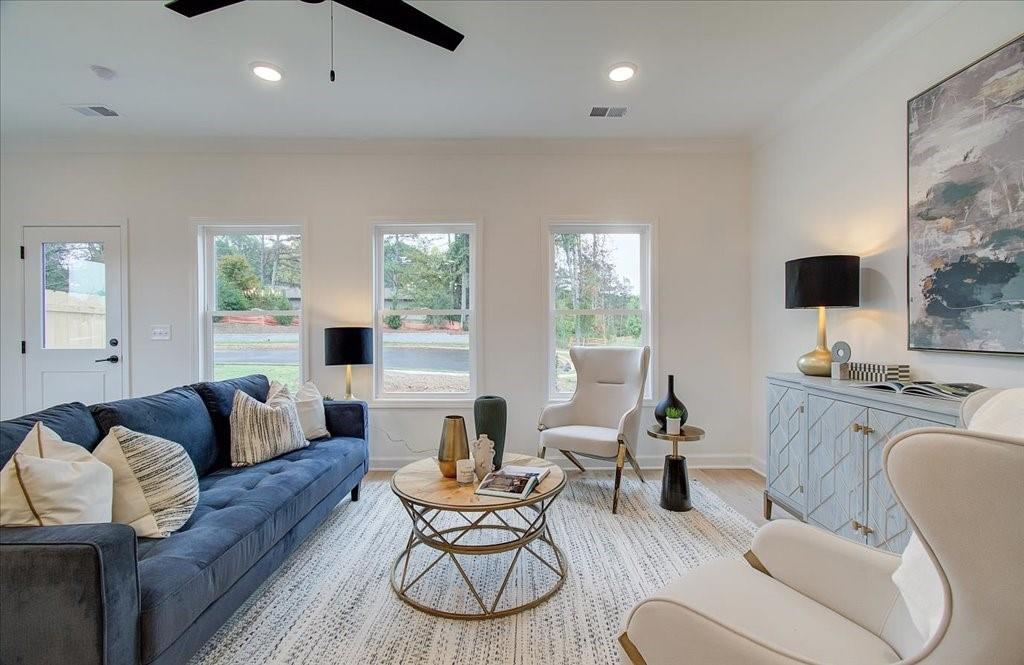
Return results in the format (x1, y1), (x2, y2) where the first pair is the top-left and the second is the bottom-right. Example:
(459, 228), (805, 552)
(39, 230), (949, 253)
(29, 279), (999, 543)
(646, 424), (705, 512)
(389, 453), (567, 619)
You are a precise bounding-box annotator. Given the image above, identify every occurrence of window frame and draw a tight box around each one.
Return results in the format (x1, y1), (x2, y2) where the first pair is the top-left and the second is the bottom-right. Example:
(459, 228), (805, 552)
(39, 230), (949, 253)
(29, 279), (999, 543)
(372, 221), (479, 402)
(194, 222), (308, 386)
(545, 221), (654, 401)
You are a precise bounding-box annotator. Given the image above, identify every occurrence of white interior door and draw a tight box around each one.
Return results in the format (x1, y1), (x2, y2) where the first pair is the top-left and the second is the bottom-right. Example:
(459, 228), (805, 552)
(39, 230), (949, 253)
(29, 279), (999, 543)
(23, 226), (126, 412)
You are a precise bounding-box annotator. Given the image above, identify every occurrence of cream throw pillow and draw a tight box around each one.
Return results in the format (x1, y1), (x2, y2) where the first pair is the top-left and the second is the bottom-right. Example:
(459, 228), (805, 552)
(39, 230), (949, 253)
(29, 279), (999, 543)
(294, 381), (329, 440)
(230, 382), (308, 466)
(94, 426), (199, 538)
(0, 423), (113, 526)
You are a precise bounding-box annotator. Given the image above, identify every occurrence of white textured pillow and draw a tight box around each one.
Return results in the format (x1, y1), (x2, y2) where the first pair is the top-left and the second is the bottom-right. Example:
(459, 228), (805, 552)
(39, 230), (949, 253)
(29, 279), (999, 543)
(230, 383), (308, 466)
(93, 426), (199, 538)
(294, 381), (329, 440)
(892, 532), (945, 642)
(968, 388), (1024, 436)
(0, 422), (113, 526)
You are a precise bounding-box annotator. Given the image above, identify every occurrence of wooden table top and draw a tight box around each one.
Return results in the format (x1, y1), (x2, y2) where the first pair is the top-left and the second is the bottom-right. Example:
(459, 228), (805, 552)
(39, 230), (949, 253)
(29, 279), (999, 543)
(646, 424), (706, 442)
(391, 453), (566, 511)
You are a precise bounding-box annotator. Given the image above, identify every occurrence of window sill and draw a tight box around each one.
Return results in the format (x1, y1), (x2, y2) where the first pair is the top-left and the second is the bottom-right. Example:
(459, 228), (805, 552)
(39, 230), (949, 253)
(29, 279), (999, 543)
(368, 398), (477, 410)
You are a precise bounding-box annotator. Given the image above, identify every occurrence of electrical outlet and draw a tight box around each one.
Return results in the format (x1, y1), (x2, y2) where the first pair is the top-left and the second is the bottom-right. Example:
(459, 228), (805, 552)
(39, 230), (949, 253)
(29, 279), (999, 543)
(150, 325), (171, 341)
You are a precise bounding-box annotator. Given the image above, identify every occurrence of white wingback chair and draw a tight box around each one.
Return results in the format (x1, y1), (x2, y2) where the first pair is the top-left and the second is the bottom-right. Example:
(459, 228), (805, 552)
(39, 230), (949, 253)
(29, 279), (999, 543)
(538, 346), (650, 514)
(620, 388), (1024, 664)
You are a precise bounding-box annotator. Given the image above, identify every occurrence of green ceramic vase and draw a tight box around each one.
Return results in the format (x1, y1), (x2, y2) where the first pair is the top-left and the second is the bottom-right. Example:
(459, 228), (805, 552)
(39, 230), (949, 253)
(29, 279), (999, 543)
(474, 395), (507, 469)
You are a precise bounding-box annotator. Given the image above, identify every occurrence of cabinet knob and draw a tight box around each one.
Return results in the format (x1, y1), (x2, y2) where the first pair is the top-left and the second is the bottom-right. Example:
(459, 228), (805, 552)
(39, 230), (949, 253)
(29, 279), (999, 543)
(851, 423), (876, 435)
(851, 519), (863, 531)
(851, 423), (863, 433)
(861, 523), (875, 535)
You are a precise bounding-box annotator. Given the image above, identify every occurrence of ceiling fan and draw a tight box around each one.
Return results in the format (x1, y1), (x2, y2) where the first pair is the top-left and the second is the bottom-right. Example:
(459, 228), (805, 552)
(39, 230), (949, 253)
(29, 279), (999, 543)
(165, 0), (465, 52)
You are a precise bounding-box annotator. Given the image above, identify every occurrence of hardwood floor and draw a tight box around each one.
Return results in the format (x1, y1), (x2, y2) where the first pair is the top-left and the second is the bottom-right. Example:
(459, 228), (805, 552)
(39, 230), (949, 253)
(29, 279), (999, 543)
(366, 467), (771, 526)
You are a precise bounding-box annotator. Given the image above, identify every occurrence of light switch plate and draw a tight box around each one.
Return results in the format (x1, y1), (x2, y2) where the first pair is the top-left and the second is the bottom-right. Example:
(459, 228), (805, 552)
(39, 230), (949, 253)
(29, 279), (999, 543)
(150, 325), (172, 341)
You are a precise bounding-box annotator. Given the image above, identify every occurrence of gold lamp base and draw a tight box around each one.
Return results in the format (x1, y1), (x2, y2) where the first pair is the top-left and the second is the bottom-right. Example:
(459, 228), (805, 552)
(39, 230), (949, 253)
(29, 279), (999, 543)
(798, 307), (833, 377)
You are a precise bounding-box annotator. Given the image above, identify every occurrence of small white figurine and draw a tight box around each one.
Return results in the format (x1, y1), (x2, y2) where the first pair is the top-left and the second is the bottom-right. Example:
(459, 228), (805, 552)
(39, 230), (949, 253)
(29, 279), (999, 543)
(472, 434), (496, 481)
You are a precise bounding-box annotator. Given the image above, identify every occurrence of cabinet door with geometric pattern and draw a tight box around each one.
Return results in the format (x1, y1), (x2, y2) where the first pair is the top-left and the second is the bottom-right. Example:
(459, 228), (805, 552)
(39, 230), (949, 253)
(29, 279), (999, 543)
(766, 383), (807, 513)
(865, 410), (946, 553)
(806, 395), (868, 543)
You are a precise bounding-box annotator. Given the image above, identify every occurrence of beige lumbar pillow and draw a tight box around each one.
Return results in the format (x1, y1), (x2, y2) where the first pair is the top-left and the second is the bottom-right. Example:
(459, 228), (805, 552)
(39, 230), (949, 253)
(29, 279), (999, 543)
(230, 382), (308, 466)
(294, 381), (329, 440)
(0, 422), (113, 527)
(94, 426), (199, 538)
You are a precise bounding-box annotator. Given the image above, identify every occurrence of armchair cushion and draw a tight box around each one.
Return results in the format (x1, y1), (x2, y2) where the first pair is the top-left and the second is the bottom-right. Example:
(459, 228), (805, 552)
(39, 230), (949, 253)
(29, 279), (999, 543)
(624, 559), (899, 665)
(540, 425), (619, 457)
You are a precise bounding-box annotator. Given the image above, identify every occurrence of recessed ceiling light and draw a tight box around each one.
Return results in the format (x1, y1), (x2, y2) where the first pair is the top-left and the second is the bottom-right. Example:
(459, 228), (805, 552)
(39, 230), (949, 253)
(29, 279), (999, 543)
(251, 62), (283, 82)
(608, 63), (637, 83)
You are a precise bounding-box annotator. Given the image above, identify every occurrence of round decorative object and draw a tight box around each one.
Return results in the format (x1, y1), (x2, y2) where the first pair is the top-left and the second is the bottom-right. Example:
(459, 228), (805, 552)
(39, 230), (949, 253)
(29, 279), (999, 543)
(474, 395), (507, 469)
(654, 375), (688, 428)
(831, 341), (852, 363)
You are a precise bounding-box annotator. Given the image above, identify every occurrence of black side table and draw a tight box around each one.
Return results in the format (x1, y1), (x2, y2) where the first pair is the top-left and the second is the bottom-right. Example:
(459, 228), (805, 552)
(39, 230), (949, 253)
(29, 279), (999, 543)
(646, 425), (705, 512)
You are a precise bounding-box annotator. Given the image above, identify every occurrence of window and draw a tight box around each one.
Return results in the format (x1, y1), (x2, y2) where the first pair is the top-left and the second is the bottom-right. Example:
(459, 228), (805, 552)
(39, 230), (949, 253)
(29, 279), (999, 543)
(43, 242), (107, 349)
(374, 224), (476, 398)
(198, 226), (304, 390)
(548, 223), (651, 398)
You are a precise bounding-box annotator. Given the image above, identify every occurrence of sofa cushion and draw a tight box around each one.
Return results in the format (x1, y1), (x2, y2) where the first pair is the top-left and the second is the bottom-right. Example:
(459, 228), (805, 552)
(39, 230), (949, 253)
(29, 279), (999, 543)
(90, 387), (219, 477)
(0, 402), (103, 466)
(191, 375), (270, 467)
(134, 436), (365, 664)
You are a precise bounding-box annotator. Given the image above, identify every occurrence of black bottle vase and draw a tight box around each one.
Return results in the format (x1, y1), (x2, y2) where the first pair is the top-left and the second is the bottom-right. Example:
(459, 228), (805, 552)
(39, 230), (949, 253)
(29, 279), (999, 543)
(654, 375), (688, 429)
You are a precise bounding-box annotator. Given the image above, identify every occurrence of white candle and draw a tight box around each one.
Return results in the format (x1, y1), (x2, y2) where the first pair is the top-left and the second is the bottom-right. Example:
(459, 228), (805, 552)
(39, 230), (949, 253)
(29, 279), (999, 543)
(456, 458), (476, 484)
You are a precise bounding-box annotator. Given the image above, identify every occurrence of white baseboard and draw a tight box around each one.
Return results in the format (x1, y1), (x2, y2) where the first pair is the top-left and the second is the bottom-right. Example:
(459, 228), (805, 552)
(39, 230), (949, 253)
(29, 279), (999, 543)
(370, 453), (761, 473)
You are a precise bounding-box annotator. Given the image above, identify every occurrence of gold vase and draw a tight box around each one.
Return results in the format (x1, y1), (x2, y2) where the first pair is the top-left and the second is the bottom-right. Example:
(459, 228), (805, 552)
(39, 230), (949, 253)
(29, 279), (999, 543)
(437, 415), (469, 478)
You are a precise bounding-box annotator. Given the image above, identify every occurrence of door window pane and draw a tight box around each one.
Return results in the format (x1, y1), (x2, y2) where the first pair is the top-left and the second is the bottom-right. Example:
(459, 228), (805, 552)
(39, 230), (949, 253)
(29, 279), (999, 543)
(43, 242), (106, 349)
(212, 314), (301, 391)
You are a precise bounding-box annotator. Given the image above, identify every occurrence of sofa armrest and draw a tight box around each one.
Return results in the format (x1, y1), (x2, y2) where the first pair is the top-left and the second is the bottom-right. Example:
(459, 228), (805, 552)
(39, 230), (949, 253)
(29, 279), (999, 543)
(324, 400), (368, 440)
(751, 520), (902, 636)
(0, 523), (140, 665)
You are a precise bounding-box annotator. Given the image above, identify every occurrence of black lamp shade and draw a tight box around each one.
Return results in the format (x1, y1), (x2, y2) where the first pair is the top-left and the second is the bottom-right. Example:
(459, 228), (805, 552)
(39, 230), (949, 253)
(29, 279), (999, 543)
(785, 255), (860, 309)
(325, 327), (373, 366)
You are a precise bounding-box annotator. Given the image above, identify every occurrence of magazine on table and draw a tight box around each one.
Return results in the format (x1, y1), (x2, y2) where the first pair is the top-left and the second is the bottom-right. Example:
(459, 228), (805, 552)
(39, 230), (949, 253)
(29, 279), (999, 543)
(475, 469), (540, 499)
(500, 465), (551, 483)
(854, 381), (985, 401)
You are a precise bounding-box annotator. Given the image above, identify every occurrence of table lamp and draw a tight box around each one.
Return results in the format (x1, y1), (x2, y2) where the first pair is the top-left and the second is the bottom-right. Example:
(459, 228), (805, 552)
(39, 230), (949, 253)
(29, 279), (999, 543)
(785, 255), (860, 376)
(325, 327), (373, 399)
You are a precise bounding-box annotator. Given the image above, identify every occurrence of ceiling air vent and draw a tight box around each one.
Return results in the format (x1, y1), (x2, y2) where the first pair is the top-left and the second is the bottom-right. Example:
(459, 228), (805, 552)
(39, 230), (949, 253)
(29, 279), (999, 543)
(69, 105), (119, 117)
(589, 106), (627, 118)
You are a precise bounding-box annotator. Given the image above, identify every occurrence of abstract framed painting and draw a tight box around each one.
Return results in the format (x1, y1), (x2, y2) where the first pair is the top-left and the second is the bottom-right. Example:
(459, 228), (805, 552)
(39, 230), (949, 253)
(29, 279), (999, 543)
(907, 34), (1024, 355)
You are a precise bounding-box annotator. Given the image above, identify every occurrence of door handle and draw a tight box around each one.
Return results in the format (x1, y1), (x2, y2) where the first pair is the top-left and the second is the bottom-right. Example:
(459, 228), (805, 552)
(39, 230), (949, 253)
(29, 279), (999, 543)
(95, 355), (119, 364)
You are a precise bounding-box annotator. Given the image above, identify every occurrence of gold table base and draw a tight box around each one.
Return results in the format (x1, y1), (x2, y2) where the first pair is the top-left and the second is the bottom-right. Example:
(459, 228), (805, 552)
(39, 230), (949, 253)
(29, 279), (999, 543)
(390, 495), (567, 620)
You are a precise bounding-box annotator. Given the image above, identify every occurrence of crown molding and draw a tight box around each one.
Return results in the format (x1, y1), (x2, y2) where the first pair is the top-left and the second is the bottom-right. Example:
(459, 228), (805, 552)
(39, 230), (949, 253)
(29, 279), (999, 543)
(753, 0), (961, 147)
(0, 136), (750, 156)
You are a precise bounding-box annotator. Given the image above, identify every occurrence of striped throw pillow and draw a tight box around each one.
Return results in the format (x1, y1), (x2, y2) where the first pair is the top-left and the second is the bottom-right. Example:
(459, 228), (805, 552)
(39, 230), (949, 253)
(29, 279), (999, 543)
(229, 382), (308, 467)
(94, 425), (199, 538)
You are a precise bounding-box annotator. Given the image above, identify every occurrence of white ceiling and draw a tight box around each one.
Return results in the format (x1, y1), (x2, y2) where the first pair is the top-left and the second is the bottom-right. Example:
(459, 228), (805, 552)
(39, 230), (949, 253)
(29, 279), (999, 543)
(0, 0), (911, 142)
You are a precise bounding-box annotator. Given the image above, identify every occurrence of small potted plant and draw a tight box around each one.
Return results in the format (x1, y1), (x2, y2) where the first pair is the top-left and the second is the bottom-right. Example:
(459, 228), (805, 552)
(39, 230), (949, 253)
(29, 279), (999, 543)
(665, 406), (684, 436)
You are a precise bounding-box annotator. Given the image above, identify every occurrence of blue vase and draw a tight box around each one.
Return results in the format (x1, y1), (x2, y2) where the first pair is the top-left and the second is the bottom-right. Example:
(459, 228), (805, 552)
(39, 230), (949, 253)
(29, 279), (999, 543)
(474, 395), (507, 469)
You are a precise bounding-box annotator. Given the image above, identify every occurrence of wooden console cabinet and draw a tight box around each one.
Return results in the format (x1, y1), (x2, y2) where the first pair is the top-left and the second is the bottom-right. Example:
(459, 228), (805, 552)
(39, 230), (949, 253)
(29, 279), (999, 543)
(764, 373), (960, 553)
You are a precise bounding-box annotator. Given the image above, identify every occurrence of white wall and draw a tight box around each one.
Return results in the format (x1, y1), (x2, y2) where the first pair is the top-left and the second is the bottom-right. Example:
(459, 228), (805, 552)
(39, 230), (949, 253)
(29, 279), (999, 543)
(0, 145), (753, 469)
(750, 2), (1024, 467)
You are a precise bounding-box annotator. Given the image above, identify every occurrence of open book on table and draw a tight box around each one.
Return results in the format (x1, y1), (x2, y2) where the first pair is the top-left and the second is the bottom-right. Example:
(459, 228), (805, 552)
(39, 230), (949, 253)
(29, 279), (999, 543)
(474, 466), (549, 499)
(854, 381), (985, 401)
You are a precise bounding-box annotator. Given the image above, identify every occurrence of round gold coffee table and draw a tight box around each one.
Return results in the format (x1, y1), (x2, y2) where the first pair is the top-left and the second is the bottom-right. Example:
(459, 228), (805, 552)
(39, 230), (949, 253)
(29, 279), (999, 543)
(390, 453), (567, 619)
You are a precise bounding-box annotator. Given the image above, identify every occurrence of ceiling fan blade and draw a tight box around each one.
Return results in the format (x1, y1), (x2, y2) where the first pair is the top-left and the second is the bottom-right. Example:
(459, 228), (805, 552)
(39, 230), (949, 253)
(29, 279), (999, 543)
(334, 0), (464, 51)
(165, 0), (246, 18)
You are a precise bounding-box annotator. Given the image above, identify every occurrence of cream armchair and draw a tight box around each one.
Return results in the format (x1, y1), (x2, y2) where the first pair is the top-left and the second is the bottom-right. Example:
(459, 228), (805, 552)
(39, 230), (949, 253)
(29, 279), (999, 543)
(620, 388), (1024, 664)
(538, 346), (651, 514)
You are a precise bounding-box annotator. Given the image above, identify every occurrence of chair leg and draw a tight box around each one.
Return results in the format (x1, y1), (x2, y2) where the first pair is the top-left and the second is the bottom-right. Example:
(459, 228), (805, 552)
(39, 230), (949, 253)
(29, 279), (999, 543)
(626, 449), (645, 483)
(612, 444), (626, 514)
(561, 450), (588, 473)
(538, 444), (546, 459)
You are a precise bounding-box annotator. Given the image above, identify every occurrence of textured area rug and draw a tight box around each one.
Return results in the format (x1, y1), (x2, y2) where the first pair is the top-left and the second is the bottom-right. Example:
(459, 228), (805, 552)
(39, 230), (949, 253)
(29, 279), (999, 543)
(191, 473), (756, 665)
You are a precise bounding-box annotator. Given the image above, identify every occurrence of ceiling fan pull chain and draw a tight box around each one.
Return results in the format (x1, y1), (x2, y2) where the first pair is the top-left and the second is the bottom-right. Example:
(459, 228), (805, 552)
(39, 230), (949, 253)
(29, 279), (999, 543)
(329, 1), (336, 82)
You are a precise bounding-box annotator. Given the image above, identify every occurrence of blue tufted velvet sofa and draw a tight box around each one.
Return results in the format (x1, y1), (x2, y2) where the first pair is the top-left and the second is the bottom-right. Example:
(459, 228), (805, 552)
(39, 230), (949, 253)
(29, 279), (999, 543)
(0, 375), (368, 665)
